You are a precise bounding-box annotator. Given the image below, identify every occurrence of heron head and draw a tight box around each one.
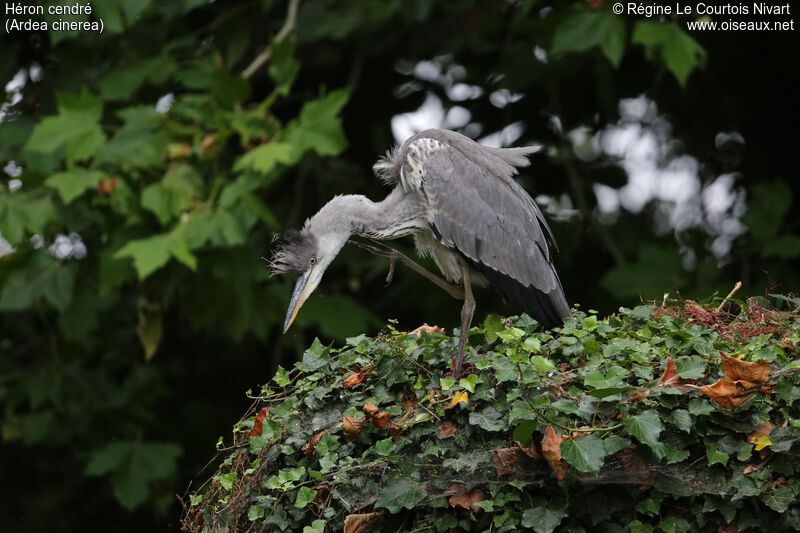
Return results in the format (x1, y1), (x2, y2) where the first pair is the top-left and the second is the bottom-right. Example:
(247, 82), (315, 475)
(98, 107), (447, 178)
(269, 225), (348, 333)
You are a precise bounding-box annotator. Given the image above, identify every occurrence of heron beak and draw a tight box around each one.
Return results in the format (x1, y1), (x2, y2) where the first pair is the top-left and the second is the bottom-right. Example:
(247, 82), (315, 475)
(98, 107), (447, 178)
(283, 269), (312, 333)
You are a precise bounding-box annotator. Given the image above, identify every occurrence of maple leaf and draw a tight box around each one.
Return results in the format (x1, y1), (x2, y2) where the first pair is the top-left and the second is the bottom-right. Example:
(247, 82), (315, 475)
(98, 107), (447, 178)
(249, 407), (268, 437)
(699, 378), (758, 409)
(447, 484), (483, 512)
(449, 391), (469, 408)
(720, 353), (770, 384)
(343, 511), (383, 533)
(302, 430), (327, 455)
(438, 421), (458, 439)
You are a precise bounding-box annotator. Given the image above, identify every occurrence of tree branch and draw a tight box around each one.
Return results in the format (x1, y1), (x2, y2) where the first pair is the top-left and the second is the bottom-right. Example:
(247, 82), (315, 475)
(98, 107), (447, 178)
(240, 0), (300, 80)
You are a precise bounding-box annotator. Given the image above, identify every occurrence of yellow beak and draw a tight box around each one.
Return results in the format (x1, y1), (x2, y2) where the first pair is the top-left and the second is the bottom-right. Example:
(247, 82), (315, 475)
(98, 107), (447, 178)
(283, 269), (311, 333)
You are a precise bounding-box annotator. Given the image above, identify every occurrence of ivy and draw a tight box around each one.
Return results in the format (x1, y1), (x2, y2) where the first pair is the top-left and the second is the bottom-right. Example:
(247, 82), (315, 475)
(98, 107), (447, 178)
(185, 297), (800, 532)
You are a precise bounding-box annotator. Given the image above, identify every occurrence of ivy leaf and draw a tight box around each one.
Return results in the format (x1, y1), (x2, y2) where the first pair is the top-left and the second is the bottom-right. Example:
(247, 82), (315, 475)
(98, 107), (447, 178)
(632, 22), (707, 86)
(302, 520), (326, 533)
(468, 406), (505, 432)
(560, 435), (607, 474)
(761, 486), (794, 512)
(294, 487), (317, 508)
(623, 410), (663, 450)
(374, 477), (425, 513)
(521, 500), (568, 533)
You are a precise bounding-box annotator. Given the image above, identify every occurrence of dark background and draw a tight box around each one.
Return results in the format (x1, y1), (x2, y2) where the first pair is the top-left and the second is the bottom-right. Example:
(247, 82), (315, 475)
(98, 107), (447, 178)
(0, 0), (797, 530)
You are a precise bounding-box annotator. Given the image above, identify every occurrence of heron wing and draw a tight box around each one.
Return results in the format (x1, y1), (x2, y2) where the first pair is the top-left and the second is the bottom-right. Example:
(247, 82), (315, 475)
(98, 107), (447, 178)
(412, 136), (570, 327)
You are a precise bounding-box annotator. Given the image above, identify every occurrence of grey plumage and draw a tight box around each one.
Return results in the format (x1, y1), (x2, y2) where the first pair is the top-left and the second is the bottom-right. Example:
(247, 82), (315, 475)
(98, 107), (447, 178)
(272, 129), (570, 364)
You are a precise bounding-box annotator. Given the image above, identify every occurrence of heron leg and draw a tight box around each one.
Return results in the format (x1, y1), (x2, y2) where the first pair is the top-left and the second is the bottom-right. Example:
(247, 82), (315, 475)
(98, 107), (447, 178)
(453, 257), (475, 379)
(347, 239), (464, 300)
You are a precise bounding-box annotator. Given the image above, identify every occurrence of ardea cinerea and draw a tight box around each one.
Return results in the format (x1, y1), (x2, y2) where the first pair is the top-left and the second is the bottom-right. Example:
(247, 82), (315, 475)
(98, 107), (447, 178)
(270, 129), (570, 377)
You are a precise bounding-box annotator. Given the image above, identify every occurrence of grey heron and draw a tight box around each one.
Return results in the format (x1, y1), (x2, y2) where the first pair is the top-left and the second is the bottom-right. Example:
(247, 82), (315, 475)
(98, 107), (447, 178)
(270, 129), (570, 377)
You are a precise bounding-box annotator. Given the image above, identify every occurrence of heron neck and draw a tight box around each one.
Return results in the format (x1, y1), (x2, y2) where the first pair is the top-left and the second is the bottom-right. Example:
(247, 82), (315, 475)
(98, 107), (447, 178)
(314, 188), (424, 241)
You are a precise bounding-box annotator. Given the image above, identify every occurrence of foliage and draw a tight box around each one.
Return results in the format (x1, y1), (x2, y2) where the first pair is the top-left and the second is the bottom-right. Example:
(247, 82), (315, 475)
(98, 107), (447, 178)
(185, 296), (800, 532)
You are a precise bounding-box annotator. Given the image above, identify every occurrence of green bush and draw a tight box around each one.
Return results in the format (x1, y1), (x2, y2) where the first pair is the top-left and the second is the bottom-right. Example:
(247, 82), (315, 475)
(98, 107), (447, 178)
(184, 296), (800, 532)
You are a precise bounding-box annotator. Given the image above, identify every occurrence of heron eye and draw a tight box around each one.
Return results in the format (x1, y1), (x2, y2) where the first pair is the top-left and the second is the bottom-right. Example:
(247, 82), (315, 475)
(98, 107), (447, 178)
(309, 257), (317, 265)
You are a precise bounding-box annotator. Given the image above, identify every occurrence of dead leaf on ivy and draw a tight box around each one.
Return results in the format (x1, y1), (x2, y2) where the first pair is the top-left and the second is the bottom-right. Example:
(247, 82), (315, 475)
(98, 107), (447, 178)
(439, 421), (458, 439)
(343, 511), (383, 533)
(493, 447), (529, 476)
(699, 378), (758, 409)
(449, 391), (469, 408)
(363, 401), (379, 417)
(616, 445), (654, 489)
(717, 521), (738, 533)
(302, 430), (327, 455)
(628, 391), (650, 403)
(447, 484), (483, 511)
(343, 367), (375, 388)
(720, 353), (770, 384)
(200, 135), (215, 154)
(96, 177), (120, 196)
(249, 407), (268, 437)
(515, 439), (542, 460)
(389, 425), (403, 438)
(657, 356), (691, 391)
(313, 484), (330, 504)
(541, 426), (567, 480)
(343, 416), (364, 438)
(410, 324), (445, 338)
(372, 411), (391, 429)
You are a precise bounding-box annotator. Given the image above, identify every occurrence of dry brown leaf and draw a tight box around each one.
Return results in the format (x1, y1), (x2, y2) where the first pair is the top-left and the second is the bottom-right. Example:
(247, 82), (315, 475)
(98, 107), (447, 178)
(657, 356), (687, 390)
(410, 324), (445, 338)
(96, 177), (120, 196)
(302, 430), (327, 455)
(389, 425), (403, 438)
(515, 439), (542, 460)
(363, 401), (379, 417)
(200, 135), (215, 154)
(447, 484), (483, 512)
(616, 445), (654, 489)
(313, 484), (330, 504)
(394, 409), (413, 426)
(718, 521), (738, 533)
(249, 407), (268, 437)
(742, 463), (763, 475)
(628, 391), (650, 403)
(343, 511), (384, 533)
(401, 395), (418, 412)
(493, 447), (527, 476)
(372, 411), (391, 429)
(439, 421), (458, 439)
(343, 416), (364, 438)
(541, 426), (567, 479)
(343, 367), (374, 389)
(699, 378), (758, 409)
(720, 353), (770, 384)
(749, 422), (774, 440)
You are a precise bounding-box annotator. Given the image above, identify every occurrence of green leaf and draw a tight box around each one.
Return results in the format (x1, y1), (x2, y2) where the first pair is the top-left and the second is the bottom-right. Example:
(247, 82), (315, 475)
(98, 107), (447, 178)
(675, 356), (706, 379)
(468, 406), (505, 432)
(141, 164), (202, 225)
(273, 366), (291, 387)
(269, 38), (300, 95)
(218, 472), (237, 491)
(551, 10), (627, 66)
(247, 505), (265, 520)
(23, 90), (106, 162)
(233, 142), (295, 175)
(0, 254), (77, 311)
(295, 486), (317, 508)
(302, 520), (326, 533)
(45, 169), (106, 203)
(632, 22), (707, 86)
(85, 441), (180, 510)
(762, 486), (794, 512)
(114, 230), (197, 279)
(375, 437), (396, 456)
(484, 314), (504, 343)
(623, 410), (663, 450)
(560, 435), (607, 474)
(374, 477), (425, 513)
(284, 88), (351, 157)
(521, 501), (568, 533)
(629, 520), (654, 533)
